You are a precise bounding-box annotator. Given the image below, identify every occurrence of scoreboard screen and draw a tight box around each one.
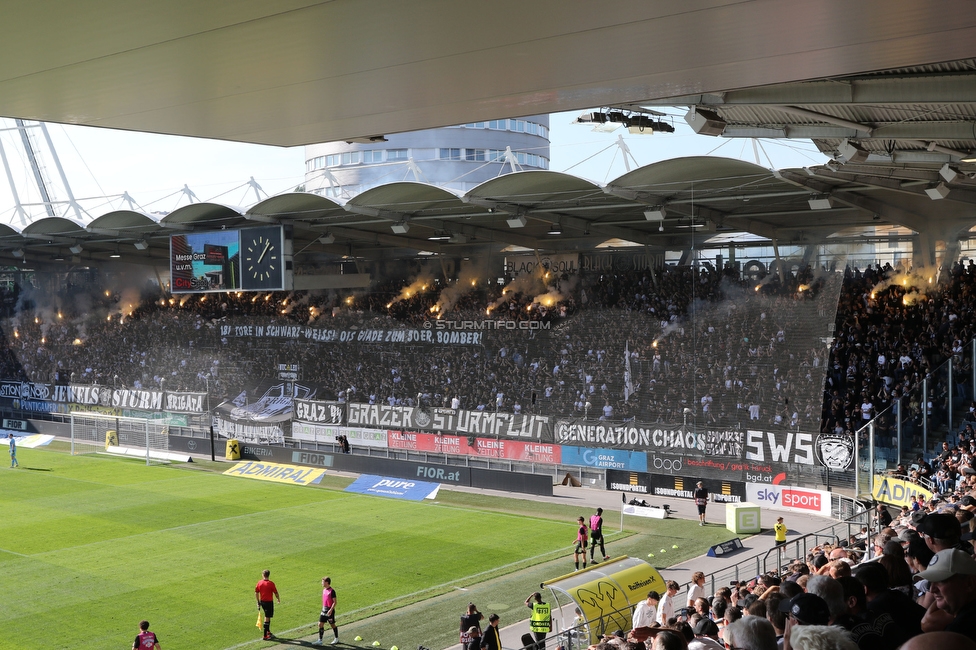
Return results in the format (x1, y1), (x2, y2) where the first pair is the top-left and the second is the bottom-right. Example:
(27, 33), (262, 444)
(170, 226), (291, 293)
(170, 230), (241, 293)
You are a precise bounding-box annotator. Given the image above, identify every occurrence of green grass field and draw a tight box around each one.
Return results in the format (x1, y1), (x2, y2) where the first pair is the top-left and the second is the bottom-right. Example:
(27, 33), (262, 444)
(0, 446), (730, 650)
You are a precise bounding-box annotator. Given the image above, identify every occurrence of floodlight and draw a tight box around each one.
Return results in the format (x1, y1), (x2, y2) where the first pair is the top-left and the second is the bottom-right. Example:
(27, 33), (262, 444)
(836, 139), (869, 164)
(575, 112), (608, 124)
(69, 244), (83, 254)
(319, 233), (335, 244)
(925, 183), (951, 200)
(644, 207), (666, 221)
(940, 163), (958, 183)
(134, 239), (149, 250)
(391, 220), (410, 234)
(506, 215), (527, 228)
(808, 196), (834, 210)
(684, 108), (726, 136)
(624, 115), (674, 133)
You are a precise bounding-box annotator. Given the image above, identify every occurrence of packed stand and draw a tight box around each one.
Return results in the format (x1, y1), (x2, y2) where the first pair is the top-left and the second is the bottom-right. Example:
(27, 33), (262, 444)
(0, 261), (972, 448)
(594, 498), (976, 649)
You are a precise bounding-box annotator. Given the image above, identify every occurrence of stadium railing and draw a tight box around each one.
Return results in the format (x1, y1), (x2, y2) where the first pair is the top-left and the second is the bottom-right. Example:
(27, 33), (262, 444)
(520, 502), (870, 650)
(853, 336), (976, 499)
(674, 501), (871, 604)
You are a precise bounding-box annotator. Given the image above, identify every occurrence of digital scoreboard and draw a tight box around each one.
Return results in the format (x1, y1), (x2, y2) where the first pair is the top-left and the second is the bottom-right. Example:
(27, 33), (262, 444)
(170, 226), (292, 293)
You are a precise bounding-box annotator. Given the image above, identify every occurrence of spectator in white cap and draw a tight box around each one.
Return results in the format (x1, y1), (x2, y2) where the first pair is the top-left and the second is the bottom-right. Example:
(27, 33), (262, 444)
(914, 548), (976, 641)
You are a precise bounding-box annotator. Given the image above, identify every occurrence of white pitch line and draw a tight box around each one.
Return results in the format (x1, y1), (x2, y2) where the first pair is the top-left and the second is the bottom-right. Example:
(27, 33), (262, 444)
(218, 544), (572, 650)
(25, 494), (359, 558)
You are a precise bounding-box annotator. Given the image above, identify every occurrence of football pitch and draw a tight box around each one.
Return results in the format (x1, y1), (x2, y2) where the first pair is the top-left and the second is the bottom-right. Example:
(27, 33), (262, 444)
(0, 446), (727, 649)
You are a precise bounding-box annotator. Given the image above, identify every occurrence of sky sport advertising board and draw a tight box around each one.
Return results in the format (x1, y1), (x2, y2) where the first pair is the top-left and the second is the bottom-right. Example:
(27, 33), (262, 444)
(745, 482), (832, 516)
(171, 230), (241, 293)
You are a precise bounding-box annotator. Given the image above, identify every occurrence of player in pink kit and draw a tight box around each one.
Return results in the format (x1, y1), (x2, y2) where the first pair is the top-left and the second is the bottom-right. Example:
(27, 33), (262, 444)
(313, 576), (339, 645)
(574, 516), (588, 571)
(132, 620), (161, 650)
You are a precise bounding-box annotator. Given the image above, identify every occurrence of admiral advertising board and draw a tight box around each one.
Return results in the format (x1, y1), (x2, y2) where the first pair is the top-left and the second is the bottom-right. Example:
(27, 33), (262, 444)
(871, 475), (933, 508)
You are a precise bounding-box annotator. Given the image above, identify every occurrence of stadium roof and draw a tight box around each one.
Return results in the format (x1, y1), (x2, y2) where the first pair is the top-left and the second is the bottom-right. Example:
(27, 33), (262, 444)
(6, 156), (975, 269)
(0, 2), (974, 147)
(1, 2), (976, 268)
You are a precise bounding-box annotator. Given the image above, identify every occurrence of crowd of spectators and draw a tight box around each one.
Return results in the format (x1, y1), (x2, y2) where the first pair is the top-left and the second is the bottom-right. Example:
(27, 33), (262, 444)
(0, 259), (973, 450)
(598, 481), (976, 649)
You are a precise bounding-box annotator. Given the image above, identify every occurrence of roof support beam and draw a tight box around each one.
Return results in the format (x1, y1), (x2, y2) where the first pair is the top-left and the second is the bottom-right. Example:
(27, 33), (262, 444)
(778, 170), (931, 232)
(638, 76), (976, 106)
(418, 218), (541, 250)
(325, 226), (442, 252)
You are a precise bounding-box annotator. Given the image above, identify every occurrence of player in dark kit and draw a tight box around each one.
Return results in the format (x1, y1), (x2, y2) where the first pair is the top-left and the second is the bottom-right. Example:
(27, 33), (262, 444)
(589, 507), (609, 562)
(255, 569), (280, 640)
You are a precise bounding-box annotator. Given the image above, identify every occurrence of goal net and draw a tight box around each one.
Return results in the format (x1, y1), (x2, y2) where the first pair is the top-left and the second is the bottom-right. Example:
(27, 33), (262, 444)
(69, 412), (170, 465)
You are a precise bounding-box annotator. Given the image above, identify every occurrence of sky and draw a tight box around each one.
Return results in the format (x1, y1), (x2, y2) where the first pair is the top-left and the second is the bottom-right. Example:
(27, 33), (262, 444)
(0, 109), (830, 227)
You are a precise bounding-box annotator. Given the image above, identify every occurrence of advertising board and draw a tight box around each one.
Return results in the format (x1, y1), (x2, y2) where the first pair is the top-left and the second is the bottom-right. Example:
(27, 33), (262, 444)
(745, 482), (832, 516)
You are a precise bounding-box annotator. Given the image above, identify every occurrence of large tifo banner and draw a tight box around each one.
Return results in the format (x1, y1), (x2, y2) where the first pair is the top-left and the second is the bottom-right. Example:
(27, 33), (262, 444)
(219, 323), (485, 346)
(0, 381), (207, 413)
(347, 403), (551, 441)
(293, 398), (345, 425)
(555, 420), (843, 481)
(213, 417), (284, 444)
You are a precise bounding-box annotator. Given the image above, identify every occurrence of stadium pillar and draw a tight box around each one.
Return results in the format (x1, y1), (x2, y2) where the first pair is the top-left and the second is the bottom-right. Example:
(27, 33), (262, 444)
(896, 396), (902, 466)
(205, 375), (215, 462)
(923, 378), (928, 453)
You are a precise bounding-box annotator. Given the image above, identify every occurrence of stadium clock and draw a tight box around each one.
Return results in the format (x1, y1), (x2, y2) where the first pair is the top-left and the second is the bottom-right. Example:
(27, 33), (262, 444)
(241, 226), (285, 290)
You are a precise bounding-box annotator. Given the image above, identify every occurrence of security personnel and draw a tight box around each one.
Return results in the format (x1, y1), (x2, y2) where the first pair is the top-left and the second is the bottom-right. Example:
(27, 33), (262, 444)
(526, 592), (551, 649)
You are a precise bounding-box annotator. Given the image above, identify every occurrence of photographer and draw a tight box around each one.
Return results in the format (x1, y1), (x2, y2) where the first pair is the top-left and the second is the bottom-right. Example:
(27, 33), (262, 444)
(460, 603), (483, 648)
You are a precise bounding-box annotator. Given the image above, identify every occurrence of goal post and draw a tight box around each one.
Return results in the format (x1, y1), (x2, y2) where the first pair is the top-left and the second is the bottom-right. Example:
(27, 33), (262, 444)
(69, 412), (170, 465)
